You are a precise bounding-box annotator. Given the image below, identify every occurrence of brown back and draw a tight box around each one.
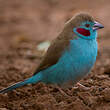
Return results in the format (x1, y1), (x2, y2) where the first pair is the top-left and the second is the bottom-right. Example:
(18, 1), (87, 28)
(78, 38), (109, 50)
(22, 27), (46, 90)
(33, 12), (94, 75)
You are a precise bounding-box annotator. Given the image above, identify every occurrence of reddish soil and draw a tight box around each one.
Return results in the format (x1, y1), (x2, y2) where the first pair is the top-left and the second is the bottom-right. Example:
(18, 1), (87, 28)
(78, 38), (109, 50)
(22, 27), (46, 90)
(0, 0), (110, 110)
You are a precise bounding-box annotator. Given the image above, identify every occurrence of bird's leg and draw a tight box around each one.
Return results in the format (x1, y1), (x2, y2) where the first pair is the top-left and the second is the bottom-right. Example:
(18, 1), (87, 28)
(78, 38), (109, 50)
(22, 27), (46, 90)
(55, 86), (71, 97)
(74, 82), (90, 91)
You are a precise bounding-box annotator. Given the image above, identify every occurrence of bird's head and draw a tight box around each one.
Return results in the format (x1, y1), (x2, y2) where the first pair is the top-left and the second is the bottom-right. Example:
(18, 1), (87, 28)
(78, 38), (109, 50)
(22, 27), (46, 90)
(64, 13), (104, 40)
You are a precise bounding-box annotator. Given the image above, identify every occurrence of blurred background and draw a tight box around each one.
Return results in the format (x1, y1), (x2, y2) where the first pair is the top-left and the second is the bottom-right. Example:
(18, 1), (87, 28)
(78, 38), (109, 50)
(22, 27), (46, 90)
(0, 0), (109, 47)
(0, 0), (110, 110)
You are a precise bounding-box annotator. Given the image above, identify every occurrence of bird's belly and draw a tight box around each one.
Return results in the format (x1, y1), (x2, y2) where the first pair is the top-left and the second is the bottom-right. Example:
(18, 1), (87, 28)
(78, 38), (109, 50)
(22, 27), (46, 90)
(57, 53), (95, 85)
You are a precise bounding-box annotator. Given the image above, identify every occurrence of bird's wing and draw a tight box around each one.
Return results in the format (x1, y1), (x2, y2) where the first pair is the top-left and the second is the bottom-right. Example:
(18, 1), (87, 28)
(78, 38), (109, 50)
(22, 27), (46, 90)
(33, 34), (74, 75)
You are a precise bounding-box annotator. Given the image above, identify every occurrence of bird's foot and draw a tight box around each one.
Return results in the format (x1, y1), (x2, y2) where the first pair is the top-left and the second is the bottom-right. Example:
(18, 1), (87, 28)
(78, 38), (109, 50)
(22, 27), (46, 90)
(74, 82), (90, 91)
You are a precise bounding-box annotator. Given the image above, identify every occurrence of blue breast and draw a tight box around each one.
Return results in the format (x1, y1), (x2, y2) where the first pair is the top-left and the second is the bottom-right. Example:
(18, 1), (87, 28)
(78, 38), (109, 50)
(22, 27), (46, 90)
(41, 37), (97, 86)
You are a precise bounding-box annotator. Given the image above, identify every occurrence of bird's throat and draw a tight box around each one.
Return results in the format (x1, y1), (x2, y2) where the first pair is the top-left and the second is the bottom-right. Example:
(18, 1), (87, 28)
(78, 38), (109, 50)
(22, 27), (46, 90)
(76, 28), (90, 36)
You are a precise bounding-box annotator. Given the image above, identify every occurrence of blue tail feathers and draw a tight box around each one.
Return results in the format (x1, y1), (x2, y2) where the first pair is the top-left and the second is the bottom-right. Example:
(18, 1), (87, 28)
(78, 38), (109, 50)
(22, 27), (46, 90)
(0, 73), (42, 94)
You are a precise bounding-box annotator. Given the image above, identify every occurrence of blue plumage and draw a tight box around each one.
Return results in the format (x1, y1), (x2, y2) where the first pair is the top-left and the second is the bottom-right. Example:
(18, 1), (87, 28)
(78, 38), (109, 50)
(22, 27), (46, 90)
(0, 73), (42, 93)
(41, 38), (97, 86)
(0, 13), (104, 93)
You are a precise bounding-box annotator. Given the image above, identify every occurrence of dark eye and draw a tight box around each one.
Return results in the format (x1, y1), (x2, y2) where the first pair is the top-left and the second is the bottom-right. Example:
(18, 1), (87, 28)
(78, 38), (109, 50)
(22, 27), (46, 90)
(85, 24), (90, 28)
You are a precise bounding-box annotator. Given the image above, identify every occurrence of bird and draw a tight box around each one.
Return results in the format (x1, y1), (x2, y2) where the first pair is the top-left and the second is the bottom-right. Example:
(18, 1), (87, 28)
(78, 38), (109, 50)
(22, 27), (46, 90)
(0, 12), (104, 94)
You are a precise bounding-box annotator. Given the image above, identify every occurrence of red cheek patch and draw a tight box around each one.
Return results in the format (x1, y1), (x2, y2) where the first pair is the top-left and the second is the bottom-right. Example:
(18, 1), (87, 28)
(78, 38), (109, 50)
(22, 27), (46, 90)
(76, 28), (90, 36)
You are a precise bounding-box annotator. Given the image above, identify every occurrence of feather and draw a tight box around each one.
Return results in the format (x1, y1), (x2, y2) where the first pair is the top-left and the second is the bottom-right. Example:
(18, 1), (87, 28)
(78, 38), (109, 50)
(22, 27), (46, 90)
(34, 13), (94, 75)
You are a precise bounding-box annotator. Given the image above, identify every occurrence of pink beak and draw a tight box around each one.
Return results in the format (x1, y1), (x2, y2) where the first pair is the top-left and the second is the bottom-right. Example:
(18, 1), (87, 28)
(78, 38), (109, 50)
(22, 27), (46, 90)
(93, 21), (104, 31)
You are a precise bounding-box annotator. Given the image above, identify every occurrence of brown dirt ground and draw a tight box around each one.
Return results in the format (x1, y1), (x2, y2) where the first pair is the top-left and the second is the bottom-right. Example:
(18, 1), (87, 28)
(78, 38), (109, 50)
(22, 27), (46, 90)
(0, 0), (110, 110)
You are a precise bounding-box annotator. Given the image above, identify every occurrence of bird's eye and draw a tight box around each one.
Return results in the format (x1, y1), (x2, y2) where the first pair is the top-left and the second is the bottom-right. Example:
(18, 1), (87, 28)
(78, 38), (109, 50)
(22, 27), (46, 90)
(85, 24), (90, 28)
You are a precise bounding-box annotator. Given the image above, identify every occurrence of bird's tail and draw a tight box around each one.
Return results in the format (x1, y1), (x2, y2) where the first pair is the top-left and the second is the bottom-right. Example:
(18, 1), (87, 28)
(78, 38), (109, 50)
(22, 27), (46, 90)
(0, 73), (42, 94)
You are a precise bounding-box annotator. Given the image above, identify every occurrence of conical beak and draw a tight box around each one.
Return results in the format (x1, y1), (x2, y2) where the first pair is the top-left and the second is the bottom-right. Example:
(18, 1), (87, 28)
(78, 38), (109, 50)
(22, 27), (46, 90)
(93, 21), (104, 31)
